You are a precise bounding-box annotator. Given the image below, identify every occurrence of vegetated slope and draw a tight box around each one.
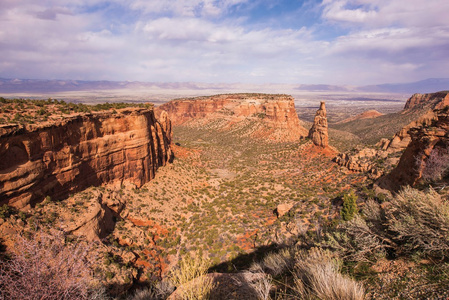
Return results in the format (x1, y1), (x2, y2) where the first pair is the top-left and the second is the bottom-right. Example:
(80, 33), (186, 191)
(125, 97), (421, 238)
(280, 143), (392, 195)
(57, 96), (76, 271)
(331, 91), (449, 145)
(0, 98), (367, 297)
(330, 109), (424, 145)
(2, 94), (449, 299)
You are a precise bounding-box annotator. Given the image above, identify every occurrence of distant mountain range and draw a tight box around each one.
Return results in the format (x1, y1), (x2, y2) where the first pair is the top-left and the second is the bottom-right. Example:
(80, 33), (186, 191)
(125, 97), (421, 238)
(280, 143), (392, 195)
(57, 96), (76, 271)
(0, 77), (448, 94)
(295, 78), (449, 94)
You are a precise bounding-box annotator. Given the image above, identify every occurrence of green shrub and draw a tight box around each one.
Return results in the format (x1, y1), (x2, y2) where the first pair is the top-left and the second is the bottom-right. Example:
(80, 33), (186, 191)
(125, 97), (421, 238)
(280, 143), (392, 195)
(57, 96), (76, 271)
(341, 190), (358, 221)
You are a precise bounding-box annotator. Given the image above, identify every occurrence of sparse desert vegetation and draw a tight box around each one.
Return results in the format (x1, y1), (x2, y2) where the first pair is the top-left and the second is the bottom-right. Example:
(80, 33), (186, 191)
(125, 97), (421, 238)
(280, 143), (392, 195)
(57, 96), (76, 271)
(1, 94), (449, 299)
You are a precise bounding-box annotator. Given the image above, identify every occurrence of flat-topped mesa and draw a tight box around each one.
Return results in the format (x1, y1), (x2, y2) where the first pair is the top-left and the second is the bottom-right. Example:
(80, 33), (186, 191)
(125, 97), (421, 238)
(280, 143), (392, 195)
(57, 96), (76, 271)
(0, 108), (173, 209)
(308, 101), (329, 147)
(157, 93), (308, 142)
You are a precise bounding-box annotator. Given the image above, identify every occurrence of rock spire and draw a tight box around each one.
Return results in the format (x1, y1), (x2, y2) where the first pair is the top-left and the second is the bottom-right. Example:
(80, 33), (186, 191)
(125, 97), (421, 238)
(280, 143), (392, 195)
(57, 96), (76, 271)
(308, 101), (329, 147)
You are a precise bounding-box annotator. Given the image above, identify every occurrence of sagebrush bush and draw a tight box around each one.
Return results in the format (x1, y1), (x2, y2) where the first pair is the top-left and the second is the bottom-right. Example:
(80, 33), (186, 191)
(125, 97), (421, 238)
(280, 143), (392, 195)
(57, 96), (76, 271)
(246, 264), (273, 300)
(387, 186), (449, 258)
(293, 248), (365, 300)
(420, 146), (449, 183)
(0, 229), (103, 300)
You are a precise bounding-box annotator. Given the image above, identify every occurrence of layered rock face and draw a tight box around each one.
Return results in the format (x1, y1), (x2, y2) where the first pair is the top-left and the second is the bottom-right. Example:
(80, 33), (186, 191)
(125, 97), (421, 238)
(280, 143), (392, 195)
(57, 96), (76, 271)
(377, 108), (449, 191)
(308, 102), (328, 147)
(158, 94), (308, 141)
(404, 91), (449, 110)
(0, 108), (172, 208)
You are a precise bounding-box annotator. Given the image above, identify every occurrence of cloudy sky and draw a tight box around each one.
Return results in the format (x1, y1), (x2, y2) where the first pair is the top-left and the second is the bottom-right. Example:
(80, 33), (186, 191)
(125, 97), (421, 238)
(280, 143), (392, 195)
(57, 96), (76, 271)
(1, 0), (448, 85)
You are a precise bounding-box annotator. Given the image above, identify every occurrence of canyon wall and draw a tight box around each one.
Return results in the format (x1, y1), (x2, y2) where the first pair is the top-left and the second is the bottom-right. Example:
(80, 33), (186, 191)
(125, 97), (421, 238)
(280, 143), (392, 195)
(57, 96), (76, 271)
(0, 108), (172, 208)
(377, 108), (449, 191)
(157, 94), (307, 141)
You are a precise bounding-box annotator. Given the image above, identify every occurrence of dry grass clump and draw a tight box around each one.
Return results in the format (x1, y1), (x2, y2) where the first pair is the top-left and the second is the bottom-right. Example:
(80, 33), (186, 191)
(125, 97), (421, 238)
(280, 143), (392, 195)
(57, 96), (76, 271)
(128, 280), (174, 300)
(293, 248), (365, 300)
(246, 264), (273, 300)
(169, 253), (215, 300)
(0, 229), (103, 300)
(387, 186), (449, 258)
(253, 248), (294, 276)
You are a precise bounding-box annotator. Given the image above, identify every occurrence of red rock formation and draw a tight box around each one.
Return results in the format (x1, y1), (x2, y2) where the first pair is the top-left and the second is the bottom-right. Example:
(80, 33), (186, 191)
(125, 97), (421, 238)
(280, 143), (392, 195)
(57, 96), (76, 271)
(377, 108), (449, 191)
(404, 91), (449, 110)
(378, 111), (437, 152)
(338, 110), (383, 124)
(333, 148), (383, 179)
(158, 94), (307, 142)
(0, 108), (172, 208)
(308, 102), (328, 147)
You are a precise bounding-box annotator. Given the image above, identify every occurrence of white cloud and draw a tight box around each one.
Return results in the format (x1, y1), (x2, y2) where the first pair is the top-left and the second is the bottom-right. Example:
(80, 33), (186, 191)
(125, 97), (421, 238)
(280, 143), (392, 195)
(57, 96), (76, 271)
(129, 0), (249, 17)
(0, 0), (448, 85)
(322, 0), (377, 23)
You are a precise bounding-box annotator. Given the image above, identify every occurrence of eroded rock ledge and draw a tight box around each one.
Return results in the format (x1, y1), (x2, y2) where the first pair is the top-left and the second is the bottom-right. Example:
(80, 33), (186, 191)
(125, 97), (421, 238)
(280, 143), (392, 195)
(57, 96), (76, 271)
(0, 108), (172, 208)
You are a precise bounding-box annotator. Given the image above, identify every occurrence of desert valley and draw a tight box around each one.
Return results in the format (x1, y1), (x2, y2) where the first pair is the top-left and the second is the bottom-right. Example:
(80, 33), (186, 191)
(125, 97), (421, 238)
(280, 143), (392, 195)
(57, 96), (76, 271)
(0, 88), (449, 299)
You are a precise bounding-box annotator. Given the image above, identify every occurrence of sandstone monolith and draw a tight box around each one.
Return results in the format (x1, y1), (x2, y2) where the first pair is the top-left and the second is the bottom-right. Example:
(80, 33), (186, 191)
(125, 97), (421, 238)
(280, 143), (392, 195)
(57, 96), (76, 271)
(308, 101), (328, 147)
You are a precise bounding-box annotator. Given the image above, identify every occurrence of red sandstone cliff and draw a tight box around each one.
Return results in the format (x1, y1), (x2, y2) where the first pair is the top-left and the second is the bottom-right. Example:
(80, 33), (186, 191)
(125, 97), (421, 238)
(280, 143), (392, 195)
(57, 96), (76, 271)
(0, 108), (172, 208)
(377, 108), (449, 191)
(404, 91), (449, 110)
(157, 94), (307, 142)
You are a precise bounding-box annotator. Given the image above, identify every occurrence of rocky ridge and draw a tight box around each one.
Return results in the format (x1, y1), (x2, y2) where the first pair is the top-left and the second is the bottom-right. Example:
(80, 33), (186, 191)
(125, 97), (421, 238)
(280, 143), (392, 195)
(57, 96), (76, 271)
(333, 91), (449, 178)
(404, 91), (449, 110)
(0, 108), (172, 208)
(377, 108), (449, 191)
(157, 94), (308, 142)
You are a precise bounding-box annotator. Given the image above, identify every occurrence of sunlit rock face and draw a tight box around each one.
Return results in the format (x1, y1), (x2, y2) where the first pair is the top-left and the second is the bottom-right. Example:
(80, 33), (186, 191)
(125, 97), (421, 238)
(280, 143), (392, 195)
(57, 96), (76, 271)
(0, 108), (172, 208)
(308, 101), (328, 147)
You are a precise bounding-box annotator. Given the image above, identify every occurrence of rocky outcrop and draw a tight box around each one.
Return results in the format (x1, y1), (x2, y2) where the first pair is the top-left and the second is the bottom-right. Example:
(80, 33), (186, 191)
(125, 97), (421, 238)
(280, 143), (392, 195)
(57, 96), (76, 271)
(377, 108), (449, 191)
(0, 108), (172, 208)
(404, 91), (449, 110)
(275, 202), (295, 218)
(377, 111), (437, 152)
(308, 102), (328, 147)
(157, 94), (308, 142)
(66, 194), (117, 241)
(333, 148), (384, 179)
(334, 105), (441, 177)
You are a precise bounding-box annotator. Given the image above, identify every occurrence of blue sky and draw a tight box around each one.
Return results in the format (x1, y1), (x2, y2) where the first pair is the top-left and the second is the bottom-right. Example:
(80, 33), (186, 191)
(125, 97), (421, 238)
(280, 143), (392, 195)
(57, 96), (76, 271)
(1, 0), (448, 85)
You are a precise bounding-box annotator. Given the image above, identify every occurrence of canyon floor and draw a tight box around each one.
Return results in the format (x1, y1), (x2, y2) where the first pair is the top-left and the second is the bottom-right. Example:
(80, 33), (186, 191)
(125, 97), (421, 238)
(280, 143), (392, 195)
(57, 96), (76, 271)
(1, 94), (448, 299)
